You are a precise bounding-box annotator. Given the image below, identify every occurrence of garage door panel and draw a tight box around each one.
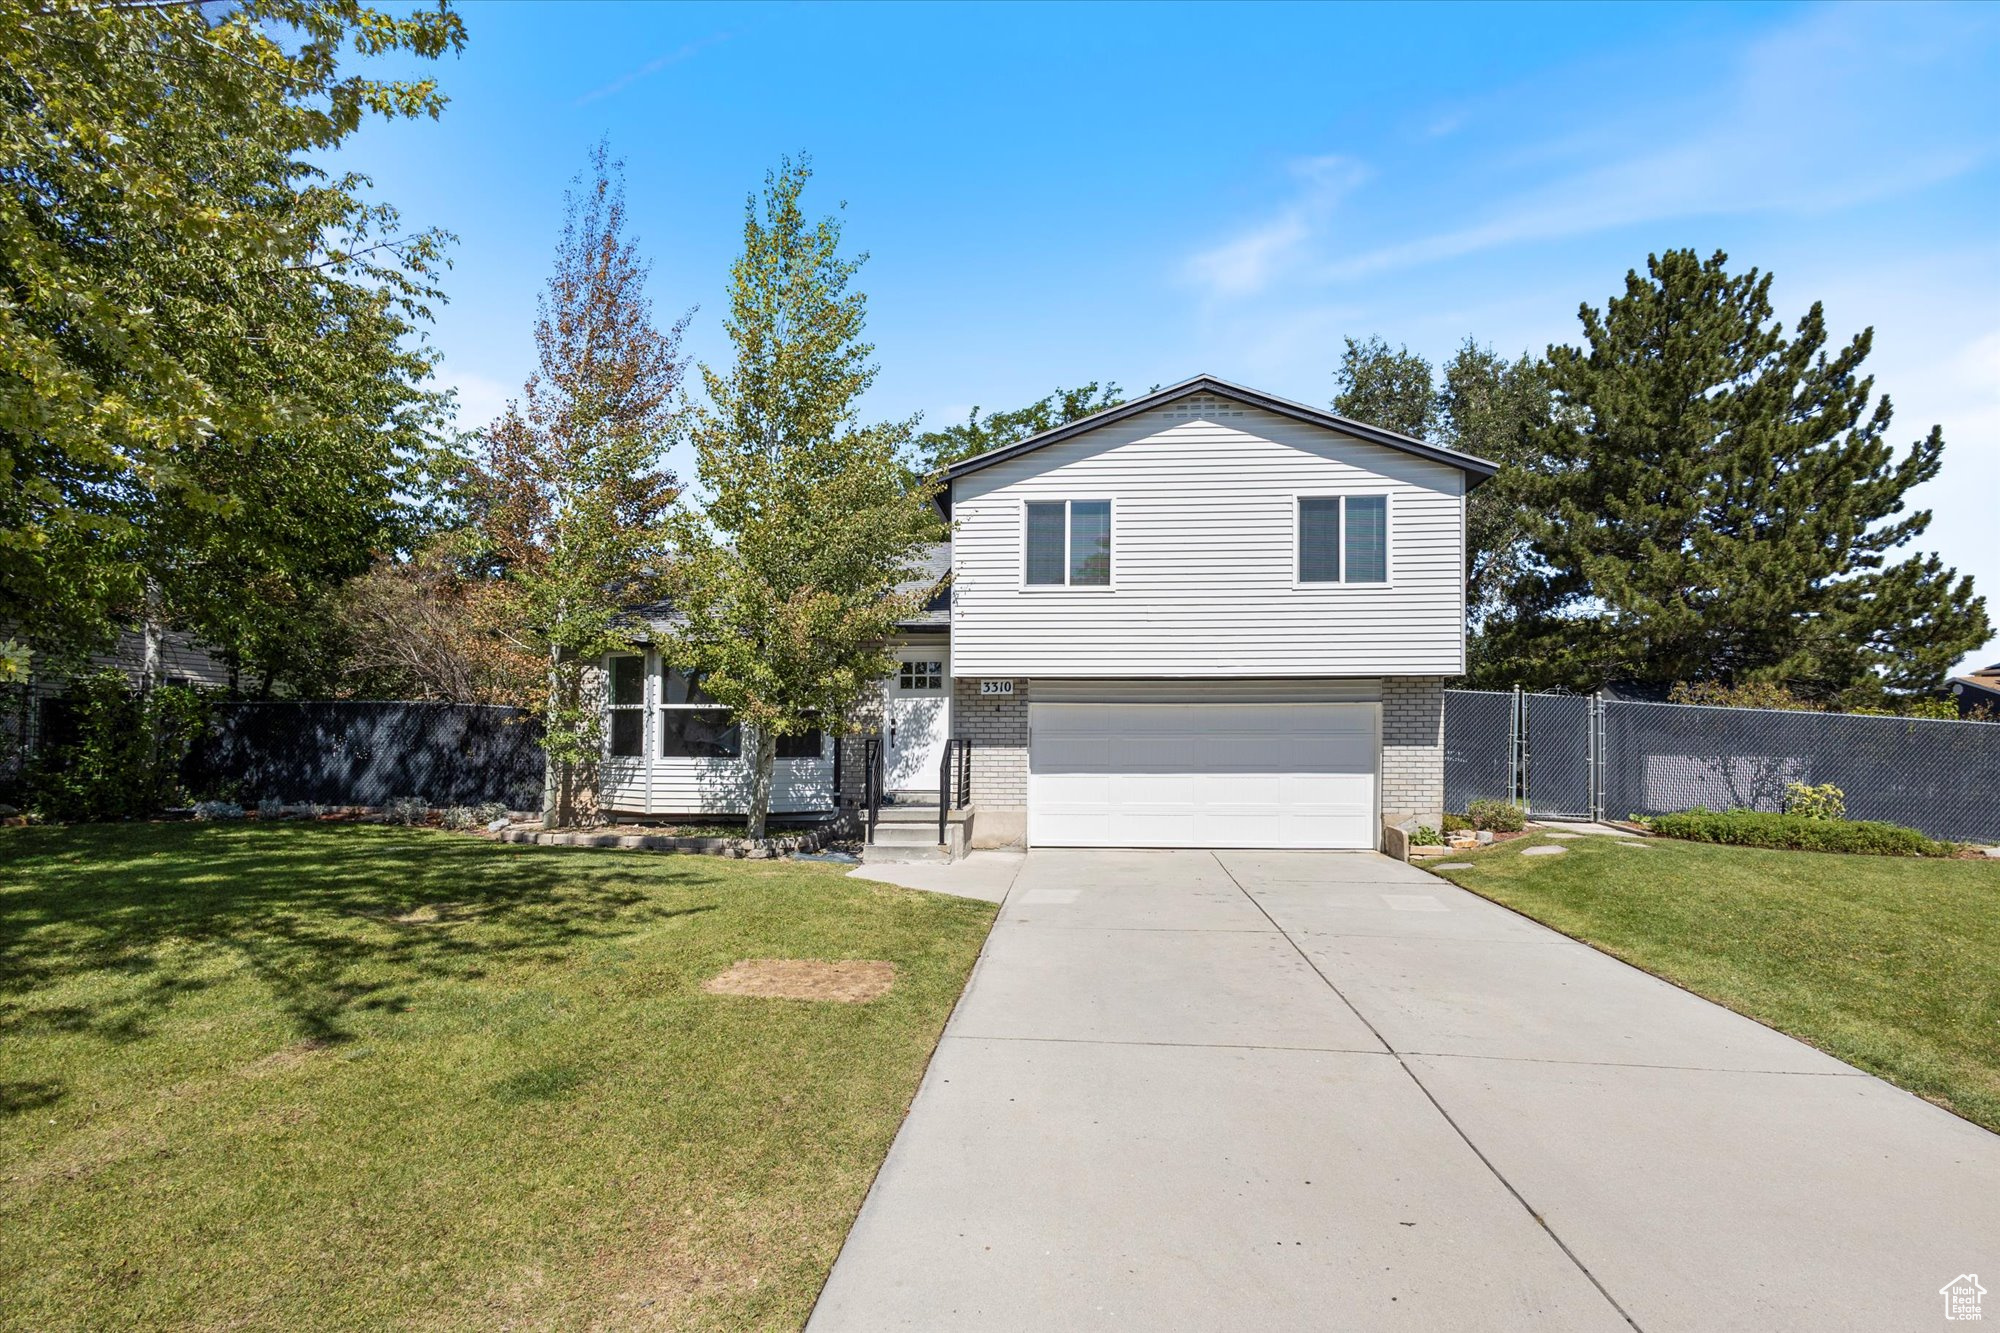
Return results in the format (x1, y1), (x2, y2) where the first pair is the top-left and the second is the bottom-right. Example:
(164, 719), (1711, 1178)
(1029, 701), (1377, 849)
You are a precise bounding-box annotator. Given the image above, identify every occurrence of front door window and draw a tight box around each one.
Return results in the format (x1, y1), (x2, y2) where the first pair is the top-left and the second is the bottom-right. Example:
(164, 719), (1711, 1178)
(886, 658), (948, 790)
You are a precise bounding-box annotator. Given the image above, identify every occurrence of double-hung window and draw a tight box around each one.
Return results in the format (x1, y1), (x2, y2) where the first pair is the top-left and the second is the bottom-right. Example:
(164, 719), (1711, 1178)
(1024, 499), (1112, 587)
(659, 666), (742, 759)
(1297, 495), (1389, 584)
(605, 654), (647, 757)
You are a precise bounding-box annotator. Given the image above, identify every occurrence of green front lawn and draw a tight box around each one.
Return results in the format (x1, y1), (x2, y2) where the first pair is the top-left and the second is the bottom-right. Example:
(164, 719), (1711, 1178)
(1431, 832), (2000, 1132)
(0, 823), (995, 1331)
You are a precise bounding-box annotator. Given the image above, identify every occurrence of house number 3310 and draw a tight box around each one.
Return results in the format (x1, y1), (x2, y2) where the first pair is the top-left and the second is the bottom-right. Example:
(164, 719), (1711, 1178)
(979, 680), (1016, 697)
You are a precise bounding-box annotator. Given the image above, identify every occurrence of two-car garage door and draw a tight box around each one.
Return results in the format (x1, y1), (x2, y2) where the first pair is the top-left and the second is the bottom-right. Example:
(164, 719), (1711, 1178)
(1028, 701), (1379, 849)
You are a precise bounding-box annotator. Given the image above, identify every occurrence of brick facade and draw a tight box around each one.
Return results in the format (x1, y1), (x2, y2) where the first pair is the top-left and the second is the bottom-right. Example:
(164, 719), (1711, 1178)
(951, 676), (1029, 809)
(1380, 675), (1445, 819)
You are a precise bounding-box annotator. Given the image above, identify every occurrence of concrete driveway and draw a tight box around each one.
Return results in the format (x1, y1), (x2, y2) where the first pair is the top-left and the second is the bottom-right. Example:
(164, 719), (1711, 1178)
(811, 849), (2000, 1332)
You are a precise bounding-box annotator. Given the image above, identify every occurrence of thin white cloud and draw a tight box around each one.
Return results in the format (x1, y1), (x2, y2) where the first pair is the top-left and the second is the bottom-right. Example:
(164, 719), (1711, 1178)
(1182, 155), (1369, 299)
(1188, 4), (1999, 293)
(575, 33), (730, 107)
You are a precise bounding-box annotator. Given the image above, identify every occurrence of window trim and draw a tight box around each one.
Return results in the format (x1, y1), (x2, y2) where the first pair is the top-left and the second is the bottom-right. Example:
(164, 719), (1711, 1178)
(603, 651), (650, 760)
(1019, 497), (1117, 592)
(601, 654), (830, 766)
(895, 658), (947, 693)
(1292, 492), (1394, 589)
(656, 659), (742, 761)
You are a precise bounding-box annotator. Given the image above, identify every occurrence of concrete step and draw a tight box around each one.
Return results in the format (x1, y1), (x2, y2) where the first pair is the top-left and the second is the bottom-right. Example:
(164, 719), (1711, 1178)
(869, 821), (948, 847)
(875, 804), (946, 824)
(860, 842), (952, 865)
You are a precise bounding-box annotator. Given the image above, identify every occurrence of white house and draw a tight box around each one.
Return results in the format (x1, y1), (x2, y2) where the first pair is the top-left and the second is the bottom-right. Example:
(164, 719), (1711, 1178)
(597, 375), (1496, 852)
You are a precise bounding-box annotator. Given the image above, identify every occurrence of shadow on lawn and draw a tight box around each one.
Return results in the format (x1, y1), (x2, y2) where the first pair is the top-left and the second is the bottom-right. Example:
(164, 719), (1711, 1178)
(0, 823), (729, 1063)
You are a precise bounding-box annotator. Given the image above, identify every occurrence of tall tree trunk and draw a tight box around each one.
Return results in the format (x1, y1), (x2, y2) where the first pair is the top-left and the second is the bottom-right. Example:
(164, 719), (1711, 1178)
(746, 725), (777, 840)
(545, 645), (568, 828)
(140, 577), (165, 693)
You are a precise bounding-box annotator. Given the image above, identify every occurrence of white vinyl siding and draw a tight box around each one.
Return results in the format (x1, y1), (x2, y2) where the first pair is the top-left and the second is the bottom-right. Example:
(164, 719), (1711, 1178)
(951, 400), (1467, 677)
(597, 650), (832, 816)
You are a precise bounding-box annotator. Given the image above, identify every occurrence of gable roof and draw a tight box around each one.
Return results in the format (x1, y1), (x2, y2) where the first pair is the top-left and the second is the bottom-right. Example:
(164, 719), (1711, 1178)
(942, 374), (1501, 486)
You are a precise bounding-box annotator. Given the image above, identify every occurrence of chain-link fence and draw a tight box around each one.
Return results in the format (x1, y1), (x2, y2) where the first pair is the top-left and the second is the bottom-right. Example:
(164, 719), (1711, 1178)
(1443, 689), (1516, 813)
(185, 701), (545, 810)
(1602, 700), (2000, 844)
(1444, 688), (2000, 844)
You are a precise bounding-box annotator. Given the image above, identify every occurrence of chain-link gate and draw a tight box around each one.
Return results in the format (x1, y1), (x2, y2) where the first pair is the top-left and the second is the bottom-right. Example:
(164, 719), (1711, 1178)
(1523, 692), (1595, 819)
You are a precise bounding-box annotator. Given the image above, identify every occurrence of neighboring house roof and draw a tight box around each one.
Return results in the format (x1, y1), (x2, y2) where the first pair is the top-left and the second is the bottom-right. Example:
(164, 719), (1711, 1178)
(618, 542), (953, 642)
(942, 374), (1501, 487)
(1950, 673), (2000, 712)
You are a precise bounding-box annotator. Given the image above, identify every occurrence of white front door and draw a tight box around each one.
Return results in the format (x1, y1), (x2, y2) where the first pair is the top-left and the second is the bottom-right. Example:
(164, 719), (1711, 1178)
(885, 656), (950, 793)
(1028, 701), (1379, 848)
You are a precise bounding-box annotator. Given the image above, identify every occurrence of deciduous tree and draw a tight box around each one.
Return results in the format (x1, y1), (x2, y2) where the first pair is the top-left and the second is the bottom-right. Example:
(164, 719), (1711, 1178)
(917, 382), (1122, 471)
(468, 145), (686, 825)
(669, 157), (943, 839)
(1334, 336), (1552, 621)
(0, 0), (464, 684)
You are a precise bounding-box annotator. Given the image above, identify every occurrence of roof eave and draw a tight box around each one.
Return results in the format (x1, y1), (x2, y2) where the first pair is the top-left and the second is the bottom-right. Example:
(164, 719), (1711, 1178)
(942, 374), (1500, 488)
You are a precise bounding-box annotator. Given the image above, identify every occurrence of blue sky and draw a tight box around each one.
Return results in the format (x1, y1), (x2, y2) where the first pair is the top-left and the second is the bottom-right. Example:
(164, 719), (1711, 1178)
(338, 1), (2000, 674)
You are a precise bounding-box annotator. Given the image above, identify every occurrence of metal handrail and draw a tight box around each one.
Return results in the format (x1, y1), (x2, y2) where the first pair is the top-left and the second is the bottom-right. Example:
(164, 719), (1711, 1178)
(937, 738), (971, 846)
(863, 735), (885, 843)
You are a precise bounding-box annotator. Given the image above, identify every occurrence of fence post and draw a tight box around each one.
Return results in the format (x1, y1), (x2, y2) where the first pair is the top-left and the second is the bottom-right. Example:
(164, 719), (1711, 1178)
(1511, 685), (1526, 806)
(1590, 692), (1605, 823)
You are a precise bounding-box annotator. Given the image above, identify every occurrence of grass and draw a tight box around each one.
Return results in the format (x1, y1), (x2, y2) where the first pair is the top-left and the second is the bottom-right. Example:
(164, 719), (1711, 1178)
(0, 822), (995, 1332)
(1430, 831), (2000, 1133)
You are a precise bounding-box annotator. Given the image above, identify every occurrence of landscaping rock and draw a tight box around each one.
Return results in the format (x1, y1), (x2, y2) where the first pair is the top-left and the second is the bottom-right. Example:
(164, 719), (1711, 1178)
(1475, 830), (1494, 844)
(486, 817), (510, 832)
(1521, 844), (1568, 856)
(1983, 847), (2000, 859)
(0, 802), (19, 817)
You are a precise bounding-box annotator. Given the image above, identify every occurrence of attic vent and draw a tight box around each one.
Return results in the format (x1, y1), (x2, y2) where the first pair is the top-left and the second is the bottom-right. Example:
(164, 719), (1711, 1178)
(1159, 393), (1247, 421)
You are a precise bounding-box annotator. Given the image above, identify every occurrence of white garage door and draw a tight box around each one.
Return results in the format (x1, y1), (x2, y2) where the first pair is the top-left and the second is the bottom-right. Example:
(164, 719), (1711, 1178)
(1029, 702), (1379, 849)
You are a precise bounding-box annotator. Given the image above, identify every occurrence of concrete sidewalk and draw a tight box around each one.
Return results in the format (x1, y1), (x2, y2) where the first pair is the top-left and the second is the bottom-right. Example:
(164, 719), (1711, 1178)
(809, 848), (2000, 1332)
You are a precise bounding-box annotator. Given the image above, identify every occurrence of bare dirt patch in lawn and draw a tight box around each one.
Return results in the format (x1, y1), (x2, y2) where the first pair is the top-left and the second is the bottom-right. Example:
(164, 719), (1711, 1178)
(241, 1037), (336, 1078)
(702, 960), (895, 1003)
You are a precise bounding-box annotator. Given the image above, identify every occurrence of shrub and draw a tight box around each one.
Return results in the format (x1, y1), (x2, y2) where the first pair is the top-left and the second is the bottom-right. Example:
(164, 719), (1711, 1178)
(1466, 799), (1526, 833)
(1442, 812), (1472, 833)
(193, 800), (244, 821)
(256, 797), (286, 819)
(384, 796), (428, 825)
(1649, 809), (1956, 857)
(1782, 781), (1845, 821)
(1407, 823), (1444, 847)
(28, 672), (212, 822)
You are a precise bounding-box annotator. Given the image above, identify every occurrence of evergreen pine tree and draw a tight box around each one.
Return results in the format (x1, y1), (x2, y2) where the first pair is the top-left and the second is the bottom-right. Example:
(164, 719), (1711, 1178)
(1474, 249), (1987, 702)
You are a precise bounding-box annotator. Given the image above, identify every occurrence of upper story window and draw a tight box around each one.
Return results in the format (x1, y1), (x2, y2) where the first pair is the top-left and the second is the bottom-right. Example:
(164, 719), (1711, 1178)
(1298, 495), (1389, 585)
(1024, 499), (1112, 587)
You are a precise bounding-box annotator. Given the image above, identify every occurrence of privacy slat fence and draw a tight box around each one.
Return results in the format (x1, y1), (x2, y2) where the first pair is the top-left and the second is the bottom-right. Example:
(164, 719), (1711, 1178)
(184, 702), (545, 811)
(1445, 688), (2000, 845)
